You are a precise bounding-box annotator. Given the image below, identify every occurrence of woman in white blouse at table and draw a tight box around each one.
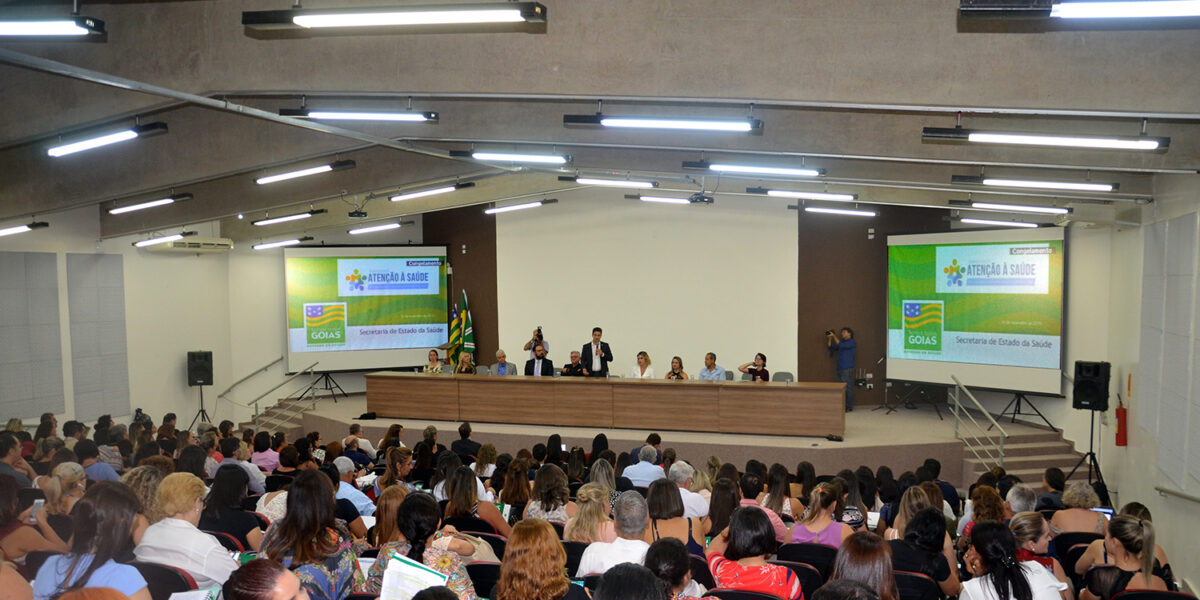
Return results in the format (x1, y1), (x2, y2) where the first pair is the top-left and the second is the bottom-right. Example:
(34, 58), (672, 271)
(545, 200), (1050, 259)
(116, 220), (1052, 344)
(629, 351), (655, 379)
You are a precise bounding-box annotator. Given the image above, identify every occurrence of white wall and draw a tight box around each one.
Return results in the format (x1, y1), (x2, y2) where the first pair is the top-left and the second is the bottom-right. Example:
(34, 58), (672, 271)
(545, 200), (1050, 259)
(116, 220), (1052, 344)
(494, 190), (798, 376)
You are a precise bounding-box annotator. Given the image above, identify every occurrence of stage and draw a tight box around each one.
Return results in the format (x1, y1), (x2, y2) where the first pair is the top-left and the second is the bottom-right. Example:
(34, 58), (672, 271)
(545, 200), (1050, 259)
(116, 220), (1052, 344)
(296, 394), (1056, 488)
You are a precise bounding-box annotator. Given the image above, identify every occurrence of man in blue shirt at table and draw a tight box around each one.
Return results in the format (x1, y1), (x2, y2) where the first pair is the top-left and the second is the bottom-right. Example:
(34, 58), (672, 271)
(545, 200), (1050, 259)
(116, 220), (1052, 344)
(493, 349), (516, 376)
(696, 352), (726, 381)
(827, 327), (858, 411)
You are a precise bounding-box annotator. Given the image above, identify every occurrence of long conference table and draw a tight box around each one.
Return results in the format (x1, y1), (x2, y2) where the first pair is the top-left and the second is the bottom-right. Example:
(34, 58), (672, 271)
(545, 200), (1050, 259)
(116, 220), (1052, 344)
(365, 372), (846, 437)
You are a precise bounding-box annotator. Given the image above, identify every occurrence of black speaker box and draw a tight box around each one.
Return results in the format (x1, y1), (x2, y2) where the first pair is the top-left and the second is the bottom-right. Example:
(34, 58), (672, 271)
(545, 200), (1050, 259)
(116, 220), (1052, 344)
(187, 351), (213, 387)
(1073, 360), (1110, 411)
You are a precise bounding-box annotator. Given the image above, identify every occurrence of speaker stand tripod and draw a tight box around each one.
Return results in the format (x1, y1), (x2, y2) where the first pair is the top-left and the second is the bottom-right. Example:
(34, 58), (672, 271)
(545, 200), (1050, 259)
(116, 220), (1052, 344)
(1068, 408), (1106, 486)
(188, 385), (212, 430)
(300, 372), (348, 403)
(991, 392), (1056, 431)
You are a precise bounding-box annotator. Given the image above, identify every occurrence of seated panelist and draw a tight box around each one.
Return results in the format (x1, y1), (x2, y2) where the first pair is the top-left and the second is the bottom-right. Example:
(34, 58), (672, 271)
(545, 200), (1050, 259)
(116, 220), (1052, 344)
(455, 351), (476, 374)
(423, 349), (444, 374)
(561, 351), (589, 377)
(738, 353), (770, 381)
(525, 343), (555, 376)
(665, 356), (688, 380)
(629, 351), (655, 379)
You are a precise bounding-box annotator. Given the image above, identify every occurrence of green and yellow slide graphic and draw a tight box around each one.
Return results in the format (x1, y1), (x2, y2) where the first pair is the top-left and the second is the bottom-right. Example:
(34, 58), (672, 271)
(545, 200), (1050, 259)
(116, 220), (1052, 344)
(285, 257), (447, 329)
(903, 301), (943, 352)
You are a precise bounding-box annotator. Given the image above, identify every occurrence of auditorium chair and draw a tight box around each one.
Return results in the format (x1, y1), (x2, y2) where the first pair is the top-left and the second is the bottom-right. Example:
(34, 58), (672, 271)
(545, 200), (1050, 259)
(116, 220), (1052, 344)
(203, 530), (244, 552)
(741, 373), (754, 381)
(690, 554), (716, 589)
(1052, 532), (1103, 557)
(476, 365), (490, 375)
(776, 543), (837, 582)
(471, 532), (507, 559)
(562, 541), (588, 576)
(128, 561), (198, 600)
(771, 372), (795, 383)
(703, 589), (786, 600)
(17, 488), (44, 511)
(894, 570), (942, 600)
(241, 496), (261, 511)
(569, 481), (585, 497)
(1062, 543), (1094, 592)
(466, 562), (501, 599)
(581, 574), (602, 591)
(23, 550), (60, 580)
(360, 548), (380, 559)
(550, 521), (566, 539)
(265, 474), (293, 492)
(767, 560), (822, 597)
(443, 516), (497, 535)
(1113, 591), (1198, 600)
(724, 371), (734, 381)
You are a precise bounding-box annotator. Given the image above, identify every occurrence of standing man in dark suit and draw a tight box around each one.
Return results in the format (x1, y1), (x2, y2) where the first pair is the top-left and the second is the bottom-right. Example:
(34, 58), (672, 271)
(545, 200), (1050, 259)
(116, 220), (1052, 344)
(581, 326), (614, 378)
(524, 343), (555, 376)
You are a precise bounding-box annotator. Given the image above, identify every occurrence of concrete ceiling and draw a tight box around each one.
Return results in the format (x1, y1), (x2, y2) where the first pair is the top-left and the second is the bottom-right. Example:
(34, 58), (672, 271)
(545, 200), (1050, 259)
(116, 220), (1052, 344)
(2, 0), (1198, 242)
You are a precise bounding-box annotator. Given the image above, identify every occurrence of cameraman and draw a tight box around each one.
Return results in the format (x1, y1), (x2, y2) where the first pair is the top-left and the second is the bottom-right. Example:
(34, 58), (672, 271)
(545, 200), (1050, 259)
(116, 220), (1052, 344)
(523, 326), (549, 359)
(826, 327), (857, 411)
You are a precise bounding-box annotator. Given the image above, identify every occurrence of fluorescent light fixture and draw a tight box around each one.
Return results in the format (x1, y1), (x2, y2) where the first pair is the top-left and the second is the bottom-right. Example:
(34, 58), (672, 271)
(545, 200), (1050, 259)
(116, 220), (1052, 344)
(132, 231), (196, 248)
(47, 122), (167, 158)
(349, 222), (402, 235)
(1051, 1), (1200, 18)
(709, 163), (823, 177)
(280, 108), (437, 122)
(970, 201), (1070, 215)
(253, 237), (313, 250)
(390, 182), (474, 202)
(484, 201), (543, 214)
(0, 222), (48, 238)
(637, 195), (691, 205)
(108, 193), (192, 215)
(960, 218), (1040, 228)
(952, 175), (1116, 192)
(559, 175), (657, 189)
(244, 3), (546, 30)
(564, 113), (762, 133)
(753, 188), (858, 202)
(471, 151), (568, 164)
(252, 209), (327, 227)
(805, 207), (876, 217)
(0, 17), (104, 36)
(922, 127), (1168, 151)
(255, 160), (355, 185)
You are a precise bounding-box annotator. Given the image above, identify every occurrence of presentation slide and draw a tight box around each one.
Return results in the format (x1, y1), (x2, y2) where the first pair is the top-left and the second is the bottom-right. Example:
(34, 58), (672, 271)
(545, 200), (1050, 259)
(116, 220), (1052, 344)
(283, 246), (448, 373)
(887, 228), (1065, 394)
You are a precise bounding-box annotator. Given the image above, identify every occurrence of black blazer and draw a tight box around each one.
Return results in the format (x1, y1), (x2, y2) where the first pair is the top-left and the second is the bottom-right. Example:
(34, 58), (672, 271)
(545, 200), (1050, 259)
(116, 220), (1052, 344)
(525, 357), (555, 376)
(580, 342), (613, 377)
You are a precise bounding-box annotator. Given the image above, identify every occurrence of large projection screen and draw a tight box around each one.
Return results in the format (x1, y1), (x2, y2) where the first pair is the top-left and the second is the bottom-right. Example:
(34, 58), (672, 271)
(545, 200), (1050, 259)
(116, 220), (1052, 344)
(283, 246), (448, 373)
(887, 228), (1065, 394)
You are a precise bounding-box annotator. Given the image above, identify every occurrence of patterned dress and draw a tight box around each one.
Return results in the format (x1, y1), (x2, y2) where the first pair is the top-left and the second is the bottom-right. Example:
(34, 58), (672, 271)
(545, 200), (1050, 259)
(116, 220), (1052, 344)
(365, 540), (477, 600)
(262, 522), (365, 600)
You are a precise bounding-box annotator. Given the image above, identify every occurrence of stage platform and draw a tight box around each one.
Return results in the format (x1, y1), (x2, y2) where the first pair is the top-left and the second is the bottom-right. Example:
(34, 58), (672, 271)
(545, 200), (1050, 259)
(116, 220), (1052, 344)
(299, 394), (1051, 489)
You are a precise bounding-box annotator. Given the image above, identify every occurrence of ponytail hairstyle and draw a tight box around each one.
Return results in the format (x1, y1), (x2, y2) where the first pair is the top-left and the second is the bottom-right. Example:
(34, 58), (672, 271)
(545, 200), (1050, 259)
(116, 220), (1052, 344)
(397, 492), (441, 562)
(1109, 515), (1156, 578)
(801, 482), (841, 526)
(970, 521), (1033, 600)
(48, 462), (86, 514)
(56, 482), (141, 598)
(567, 483), (611, 544)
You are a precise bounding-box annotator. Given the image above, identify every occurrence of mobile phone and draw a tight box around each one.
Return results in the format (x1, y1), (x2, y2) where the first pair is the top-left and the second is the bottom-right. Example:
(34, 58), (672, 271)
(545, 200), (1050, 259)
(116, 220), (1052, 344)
(561, 444), (567, 451)
(28, 499), (44, 523)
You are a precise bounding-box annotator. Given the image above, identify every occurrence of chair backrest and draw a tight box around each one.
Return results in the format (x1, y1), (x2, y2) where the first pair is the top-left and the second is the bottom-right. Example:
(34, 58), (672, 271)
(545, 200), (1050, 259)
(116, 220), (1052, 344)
(1112, 591), (1199, 600)
(443, 516), (498, 535)
(1063, 543), (1094, 592)
(741, 372), (753, 381)
(472, 532), (508, 559)
(465, 562), (501, 600)
(894, 570), (943, 600)
(690, 553), (716, 589)
(771, 371), (795, 382)
(582, 574), (603, 591)
(724, 371), (734, 380)
(703, 589), (786, 600)
(768, 560), (821, 598)
(550, 521), (566, 539)
(17, 487), (45, 510)
(569, 481), (585, 497)
(360, 548), (380, 559)
(1052, 532), (1103, 557)
(23, 550), (61, 580)
(128, 560), (198, 600)
(203, 529), (245, 552)
(776, 543), (837, 582)
(562, 541), (589, 576)
(506, 502), (526, 526)
(634, 486), (649, 498)
(241, 496), (261, 511)
(265, 474), (293, 493)
(250, 511), (270, 528)
(476, 365), (490, 375)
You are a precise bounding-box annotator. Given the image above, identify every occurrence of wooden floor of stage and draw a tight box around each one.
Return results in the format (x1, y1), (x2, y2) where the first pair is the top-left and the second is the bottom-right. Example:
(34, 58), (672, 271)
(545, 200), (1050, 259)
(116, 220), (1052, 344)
(300, 394), (1052, 488)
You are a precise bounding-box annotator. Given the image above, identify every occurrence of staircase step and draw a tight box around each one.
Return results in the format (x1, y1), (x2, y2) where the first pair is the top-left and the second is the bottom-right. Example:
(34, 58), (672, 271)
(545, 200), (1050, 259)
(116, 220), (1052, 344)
(1001, 431), (1066, 443)
(966, 453), (1082, 469)
(975, 441), (1076, 457)
(968, 466), (1091, 481)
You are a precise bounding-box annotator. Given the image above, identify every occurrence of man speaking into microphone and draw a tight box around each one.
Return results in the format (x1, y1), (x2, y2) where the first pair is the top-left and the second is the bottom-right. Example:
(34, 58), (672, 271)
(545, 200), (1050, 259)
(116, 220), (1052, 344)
(826, 327), (857, 411)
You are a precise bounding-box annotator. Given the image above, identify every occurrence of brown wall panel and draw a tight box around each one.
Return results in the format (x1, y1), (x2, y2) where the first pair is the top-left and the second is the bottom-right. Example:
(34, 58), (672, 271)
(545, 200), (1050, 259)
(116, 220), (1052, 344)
(423, 206), (499, 367)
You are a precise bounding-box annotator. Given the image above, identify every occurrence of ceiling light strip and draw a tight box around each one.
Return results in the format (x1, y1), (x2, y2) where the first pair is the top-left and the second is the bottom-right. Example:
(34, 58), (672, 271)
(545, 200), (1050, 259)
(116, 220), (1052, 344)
(109, 193), (192, 215)
(0, 17), (104, 36)
(923, 127), (1168, 151)
(805, 207), (876, 217)
(952, 175), (1116, 193)
(484, 201), (543, 214)
(0, 222), (48, 237)
(970, 202), (1070, 215)
(133, 231), (196, 248)
(763, 189), (857, 202)
(472, 151), (567, 164)
(254, 237), (313, 250)
(255, 160), (354, 185)
(1050, 0), (1200, 18)
(960, 218), (1040, 228)
(47, 122), (167, 158)
(349, 222), (402, 235)
(252, 209), (327, 227)
(708, 163), (824, 177)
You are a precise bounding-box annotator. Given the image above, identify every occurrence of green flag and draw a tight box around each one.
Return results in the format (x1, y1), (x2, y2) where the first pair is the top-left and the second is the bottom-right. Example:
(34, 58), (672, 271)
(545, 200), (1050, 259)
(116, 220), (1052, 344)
(460, 290), (475, 354)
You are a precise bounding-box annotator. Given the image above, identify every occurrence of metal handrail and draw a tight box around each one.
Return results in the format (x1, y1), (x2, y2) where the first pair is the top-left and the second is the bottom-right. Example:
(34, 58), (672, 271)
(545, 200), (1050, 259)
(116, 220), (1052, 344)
(217, 355), (283, 400)
(1155, 485), (1200, 504)
(950, 375), (1009, 469)
(225, 362), (319, 424)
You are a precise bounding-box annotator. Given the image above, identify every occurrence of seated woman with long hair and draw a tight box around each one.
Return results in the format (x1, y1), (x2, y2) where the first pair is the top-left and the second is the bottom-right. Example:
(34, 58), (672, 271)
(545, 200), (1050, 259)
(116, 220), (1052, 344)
(120, 465), (165, 544)
(889, 507), (961, 597)
(706, 477), (740, 538)
(1075, 502), (1172, 586)
(1009, 512), (1072, 600)
(645, 479), (706, 556)
(880, 485), (931, 540)
(495, 519), (589, 600)
(523, 464), (577, 524)
(760, 463), (803, 520)
(223, 558), (311, 600)
(961, 521), (1068, 600)
(1079, 516), (1167, 600)
(375, 446), (416, 496)
(0, 474), (69, 568)
(32, 482), (150, 600)
(706, 506), (801, 600)
(445, 466), (511, 536)
(471, 444), (498, 479)
(831, 531), (898, 600)
(200, 464), (265, 551)
(588, 458), (620, 511)
(563, 483), (617, 544)
(499, 459), (531, 514)
(365, 492), (476, 600)
(645, 537), (705, 599)
(789, 483), (854, 547)
(135, 472), (239, 588)
(260, 470), (365, 600)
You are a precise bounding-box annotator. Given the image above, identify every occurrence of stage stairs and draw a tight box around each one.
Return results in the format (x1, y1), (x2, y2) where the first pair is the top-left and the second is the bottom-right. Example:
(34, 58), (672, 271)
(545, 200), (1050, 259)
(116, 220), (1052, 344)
(962, 427), (1090, 485)
(237, 396), (310, 439)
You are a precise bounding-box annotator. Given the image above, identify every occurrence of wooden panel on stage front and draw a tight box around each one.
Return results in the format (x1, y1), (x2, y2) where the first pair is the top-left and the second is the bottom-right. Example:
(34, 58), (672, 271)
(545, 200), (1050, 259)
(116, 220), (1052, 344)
(459, 378), (548, 425)
(553, 378), (614, 427)
(364, 373), (459, 420)
(613, 381), (720, 432)
(719, 382), (845, 436)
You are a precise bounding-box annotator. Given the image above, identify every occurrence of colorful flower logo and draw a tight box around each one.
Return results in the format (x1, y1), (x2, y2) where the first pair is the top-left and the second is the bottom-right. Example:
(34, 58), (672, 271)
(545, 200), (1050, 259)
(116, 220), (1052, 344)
(943, 259), (963, 286)
(345, 269), (365, 291)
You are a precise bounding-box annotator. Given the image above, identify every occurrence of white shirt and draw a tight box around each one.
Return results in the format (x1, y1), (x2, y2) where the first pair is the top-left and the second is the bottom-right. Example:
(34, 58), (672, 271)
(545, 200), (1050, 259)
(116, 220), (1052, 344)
(629, 365), (655, 379)
(134, 518), (239, 589)
(960, 561), (1067, 600)
(575, 536), (650, 577)
(432, 477), (494, 503)
(623, 461), (666, 488)
(679, 486), (709, 518)
(469, 462), (497, 478)
(592, 343), (602, 371)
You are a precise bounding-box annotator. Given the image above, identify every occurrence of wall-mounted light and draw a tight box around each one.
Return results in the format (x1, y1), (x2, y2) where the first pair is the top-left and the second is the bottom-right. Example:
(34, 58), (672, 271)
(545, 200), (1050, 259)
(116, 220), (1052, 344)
(683, 160), (824, 177)
(132, 231), (196, 248)
(48, 122), (167, 157)
(280, 108), (438, 122)
(923, 127), (1168, 151)
(254, 236), (314, 250)
(952, 175), (1116, 192)
(109, 193), (193, 215)
(255, 160), (355, 185)
(391, 181), (475, 202)
(559, 175), (657, 189)
(0, 16), (104, 36)
(243, 2), (546, 30)
(0, 221), (48, 238)
(252, 209), (328, 227)
(565, 113), (762, 133)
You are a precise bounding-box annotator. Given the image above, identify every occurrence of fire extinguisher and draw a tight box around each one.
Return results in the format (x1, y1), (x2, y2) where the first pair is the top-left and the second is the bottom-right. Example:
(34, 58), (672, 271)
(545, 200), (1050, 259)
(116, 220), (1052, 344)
(1115, 395), (1128, 447)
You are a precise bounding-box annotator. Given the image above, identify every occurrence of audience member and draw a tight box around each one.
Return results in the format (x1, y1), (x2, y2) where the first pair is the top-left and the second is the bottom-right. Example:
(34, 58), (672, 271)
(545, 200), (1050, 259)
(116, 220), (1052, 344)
(667, 461), (708, 518)
(119, 465), (165, 543)
(960, 486), (1006, 549)
(43, 461), (86, 521)
(499, 459), (532, 510)
(1035, 468), (1066, 511)
(446, 465), (511, 536)
(832, 531), (898, 600)
(451, 422), (482, 463)
(135, 472), (239, 588)
(496, 518), (590, 600)
(61, 421), (86, 451)
(760, 463), (802, 520)
(813, 579), (881, 600)
(98, 425), (127, 473)
(625, 446), (666, 488)
(178, 445), (209, 480)
(252, 432), (281, 472)
(705, 506), (801, 599)
(577, 491), (651, 576)
(32, 481), (149, 600)
(690, 467), (713, 502)
(1007, 484), (1038, 516)
(888, 507), (960, 597)
(377, 424), (405, 451)
(566, 447), (589, 483)
(413, 588), (458, 600)
(594, 563), (668, 600)
(423, 425), (447, 454)
(564, 483), (617, 544)
(646, 479), (707, 556)
(330, 456), (374, 517)
(219, 437), (267, 495)
(200, 464), (265, 551)
(0, 432), (37, 487)
(223, 559), (309, 600)
(471, 443), (498, 478)
(1049, 481), (1106, 534)
(432, 452), (492, 503)
(0, 563), (31, 600)
(923, 458), (961, 515)
(343, 423), (376, 460)
(375, 446), (417, 496)
(645, 537), (705, 599)
(795, 461), (817, 500)
(1009, 512), (1072, 599)
(835, 470), (870, 530)
(706, 477), (740, 538)
(790, 482), (853, 547)
(364, 492), (475, 599)
(524, 464), (577, 524)
(1075, 503), (1172, 584)
(1079, 515), (1167, 600)
(274, 446), (303, 478)
(0, 473), (69, 563)
(960, 521), (1067, 600)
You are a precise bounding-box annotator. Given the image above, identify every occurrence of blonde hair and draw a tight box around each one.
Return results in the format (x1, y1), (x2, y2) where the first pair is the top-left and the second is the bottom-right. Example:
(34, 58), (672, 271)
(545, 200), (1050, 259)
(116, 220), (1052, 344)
(565, 483), (611, 544)
(5, 418), (22, 432)
(157, 472), (207, 516)
(43, 462), (86, 514)
(690, 467), (713, 494)
(371, 485), (410, 546)
(637, 351), (651, 366)
(894, 485), (932, 536)
(120, 465), (166, 524)
(1062, 481), (1100, 509)
(1109, 515), (1156, 578)
(802, 483), (841, 526)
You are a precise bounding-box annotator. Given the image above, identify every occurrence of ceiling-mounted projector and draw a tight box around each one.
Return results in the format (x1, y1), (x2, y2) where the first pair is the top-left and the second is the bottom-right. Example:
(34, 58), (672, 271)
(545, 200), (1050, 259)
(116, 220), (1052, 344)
(348, 209), (368, 218)
(689, 193), (714, 204)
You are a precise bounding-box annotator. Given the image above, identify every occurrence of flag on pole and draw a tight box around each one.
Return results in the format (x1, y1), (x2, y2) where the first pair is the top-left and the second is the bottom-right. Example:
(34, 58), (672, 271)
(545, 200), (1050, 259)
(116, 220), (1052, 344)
(460, 290), (475, 355)
(448, 303), (461, 365)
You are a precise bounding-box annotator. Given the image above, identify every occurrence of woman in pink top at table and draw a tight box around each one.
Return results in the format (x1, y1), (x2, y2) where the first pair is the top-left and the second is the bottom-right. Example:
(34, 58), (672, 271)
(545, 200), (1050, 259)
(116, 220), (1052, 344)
(790, 483), (854, 547)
